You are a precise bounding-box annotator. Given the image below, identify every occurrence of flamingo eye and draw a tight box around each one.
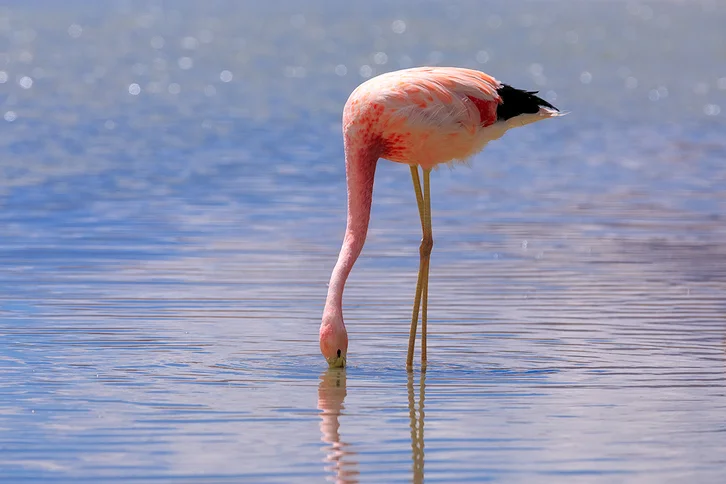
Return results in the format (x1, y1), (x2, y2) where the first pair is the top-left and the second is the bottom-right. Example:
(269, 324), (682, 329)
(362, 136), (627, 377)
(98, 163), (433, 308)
(337, 349), (341, 358)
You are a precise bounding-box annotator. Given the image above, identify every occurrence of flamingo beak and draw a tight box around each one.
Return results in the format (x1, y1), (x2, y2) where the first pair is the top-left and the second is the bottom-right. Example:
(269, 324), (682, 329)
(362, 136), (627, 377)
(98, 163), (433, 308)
(327, 353), (346, 368)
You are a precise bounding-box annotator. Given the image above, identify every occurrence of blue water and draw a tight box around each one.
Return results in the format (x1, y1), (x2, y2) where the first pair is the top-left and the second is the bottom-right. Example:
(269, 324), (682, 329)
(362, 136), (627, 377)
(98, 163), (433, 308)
(1, 1), (725, 482)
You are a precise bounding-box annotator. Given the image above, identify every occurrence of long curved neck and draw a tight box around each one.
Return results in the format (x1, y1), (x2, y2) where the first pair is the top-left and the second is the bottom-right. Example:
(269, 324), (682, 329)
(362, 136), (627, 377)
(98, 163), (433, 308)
(324, 138), (380, 318)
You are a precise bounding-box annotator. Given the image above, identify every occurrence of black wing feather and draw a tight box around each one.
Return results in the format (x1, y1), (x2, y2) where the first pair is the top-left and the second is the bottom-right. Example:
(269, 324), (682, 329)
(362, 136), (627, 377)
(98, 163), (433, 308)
(496, 84), (558, 121)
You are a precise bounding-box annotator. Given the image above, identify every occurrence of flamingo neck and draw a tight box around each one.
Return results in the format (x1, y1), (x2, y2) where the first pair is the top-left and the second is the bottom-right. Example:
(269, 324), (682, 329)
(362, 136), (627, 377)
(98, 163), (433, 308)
(324, 138), (380, 321)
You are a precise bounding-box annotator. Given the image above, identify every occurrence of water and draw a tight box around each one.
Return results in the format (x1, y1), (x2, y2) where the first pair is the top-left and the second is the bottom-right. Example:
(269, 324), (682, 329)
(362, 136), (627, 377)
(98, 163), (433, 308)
(1, 0), (726, 482)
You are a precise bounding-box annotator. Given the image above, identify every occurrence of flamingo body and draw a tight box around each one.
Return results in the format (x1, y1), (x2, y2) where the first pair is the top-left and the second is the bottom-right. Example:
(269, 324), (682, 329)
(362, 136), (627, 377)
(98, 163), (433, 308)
(320, 67), (561, 368)
(343, 67), (558, 169)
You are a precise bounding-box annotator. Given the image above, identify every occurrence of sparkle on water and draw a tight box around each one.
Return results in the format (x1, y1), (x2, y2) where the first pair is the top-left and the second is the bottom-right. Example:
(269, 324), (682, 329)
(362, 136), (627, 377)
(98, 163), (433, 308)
(1, 1), (725, 482)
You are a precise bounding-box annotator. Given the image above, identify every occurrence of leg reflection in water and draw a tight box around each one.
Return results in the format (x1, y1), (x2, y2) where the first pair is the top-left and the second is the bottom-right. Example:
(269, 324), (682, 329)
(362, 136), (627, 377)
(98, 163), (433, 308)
(408, 371), (426, 483)
(318, 368), (359, 483)
(318, 369), (427, 483)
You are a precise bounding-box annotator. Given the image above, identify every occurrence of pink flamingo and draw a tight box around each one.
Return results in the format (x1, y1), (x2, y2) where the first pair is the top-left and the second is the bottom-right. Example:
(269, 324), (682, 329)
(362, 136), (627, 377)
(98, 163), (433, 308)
(319, 67), (561, 369)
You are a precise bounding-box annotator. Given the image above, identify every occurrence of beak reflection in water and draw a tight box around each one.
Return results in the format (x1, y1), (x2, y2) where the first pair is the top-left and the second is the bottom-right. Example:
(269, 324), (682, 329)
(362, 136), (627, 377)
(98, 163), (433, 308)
(318, 368), (358, 483)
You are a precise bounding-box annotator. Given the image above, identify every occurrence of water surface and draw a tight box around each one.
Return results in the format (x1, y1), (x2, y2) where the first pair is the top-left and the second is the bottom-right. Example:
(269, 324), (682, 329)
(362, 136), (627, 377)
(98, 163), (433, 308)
(1, 1), (725, 482)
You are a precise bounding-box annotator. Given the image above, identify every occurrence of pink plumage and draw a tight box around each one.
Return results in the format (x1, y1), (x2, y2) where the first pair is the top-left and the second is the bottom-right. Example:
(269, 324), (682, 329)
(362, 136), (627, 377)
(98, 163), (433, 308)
(344, 67), (559, 169)
(320, 67), (561, 369)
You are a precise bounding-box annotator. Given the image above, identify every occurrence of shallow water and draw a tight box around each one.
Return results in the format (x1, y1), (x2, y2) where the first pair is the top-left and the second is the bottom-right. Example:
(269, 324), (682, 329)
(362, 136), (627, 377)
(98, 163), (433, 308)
(1, 0), (726, 482)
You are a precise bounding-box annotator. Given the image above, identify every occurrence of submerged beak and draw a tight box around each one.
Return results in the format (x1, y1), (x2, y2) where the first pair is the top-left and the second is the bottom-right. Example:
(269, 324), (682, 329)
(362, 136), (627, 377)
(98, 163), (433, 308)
(327, 354), (347, 368)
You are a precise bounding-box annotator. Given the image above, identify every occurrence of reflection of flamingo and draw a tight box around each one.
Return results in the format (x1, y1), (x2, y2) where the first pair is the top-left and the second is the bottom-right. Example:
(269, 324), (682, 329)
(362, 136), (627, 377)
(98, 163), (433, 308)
(318, 369), (359, 483)
(408, 371), (426, 483)
(319, 67), (561, 369)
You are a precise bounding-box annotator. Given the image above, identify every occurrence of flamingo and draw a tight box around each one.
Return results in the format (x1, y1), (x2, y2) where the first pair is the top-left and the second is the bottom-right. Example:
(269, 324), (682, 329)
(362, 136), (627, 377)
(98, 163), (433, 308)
(319, 67), (561, 369)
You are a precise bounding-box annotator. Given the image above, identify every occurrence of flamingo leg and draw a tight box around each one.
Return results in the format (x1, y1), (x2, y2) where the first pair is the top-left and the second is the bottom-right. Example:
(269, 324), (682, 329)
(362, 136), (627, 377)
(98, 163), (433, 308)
(406, 166), (425, 370)
(420, 169), (433, 370)
(406, 166), (433, 371)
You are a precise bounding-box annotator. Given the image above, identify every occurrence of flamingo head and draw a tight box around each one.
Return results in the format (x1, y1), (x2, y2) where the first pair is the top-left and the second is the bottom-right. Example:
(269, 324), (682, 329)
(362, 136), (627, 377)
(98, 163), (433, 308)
(319, 313), (348, 368)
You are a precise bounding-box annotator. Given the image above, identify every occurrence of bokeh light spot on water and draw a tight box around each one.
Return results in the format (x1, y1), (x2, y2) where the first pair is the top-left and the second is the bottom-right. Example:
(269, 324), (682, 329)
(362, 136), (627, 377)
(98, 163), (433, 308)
(198, 29), (213, 43)
(475, 50), (489, 64)
(391, 19), (406, 34)
(18, 76), (33, 89)
(219, 69), (233, 82)
(694, 81), (709, 94)
(67, 23), (82, 38)
(181, 36), (199, 49)
(18, 51), (33, 63)
(128, 83), (141, 95)
(487, 14), (502, 29)
(150, 35), (165, 49)
(703, 104), (721, 116)
(178, 56), (193, 70)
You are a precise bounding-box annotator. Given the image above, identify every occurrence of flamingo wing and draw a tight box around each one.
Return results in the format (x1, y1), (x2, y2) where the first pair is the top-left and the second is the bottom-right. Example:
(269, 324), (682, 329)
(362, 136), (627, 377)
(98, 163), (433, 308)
(350, 67), (502, 134)
(343, 67), (560, 167)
